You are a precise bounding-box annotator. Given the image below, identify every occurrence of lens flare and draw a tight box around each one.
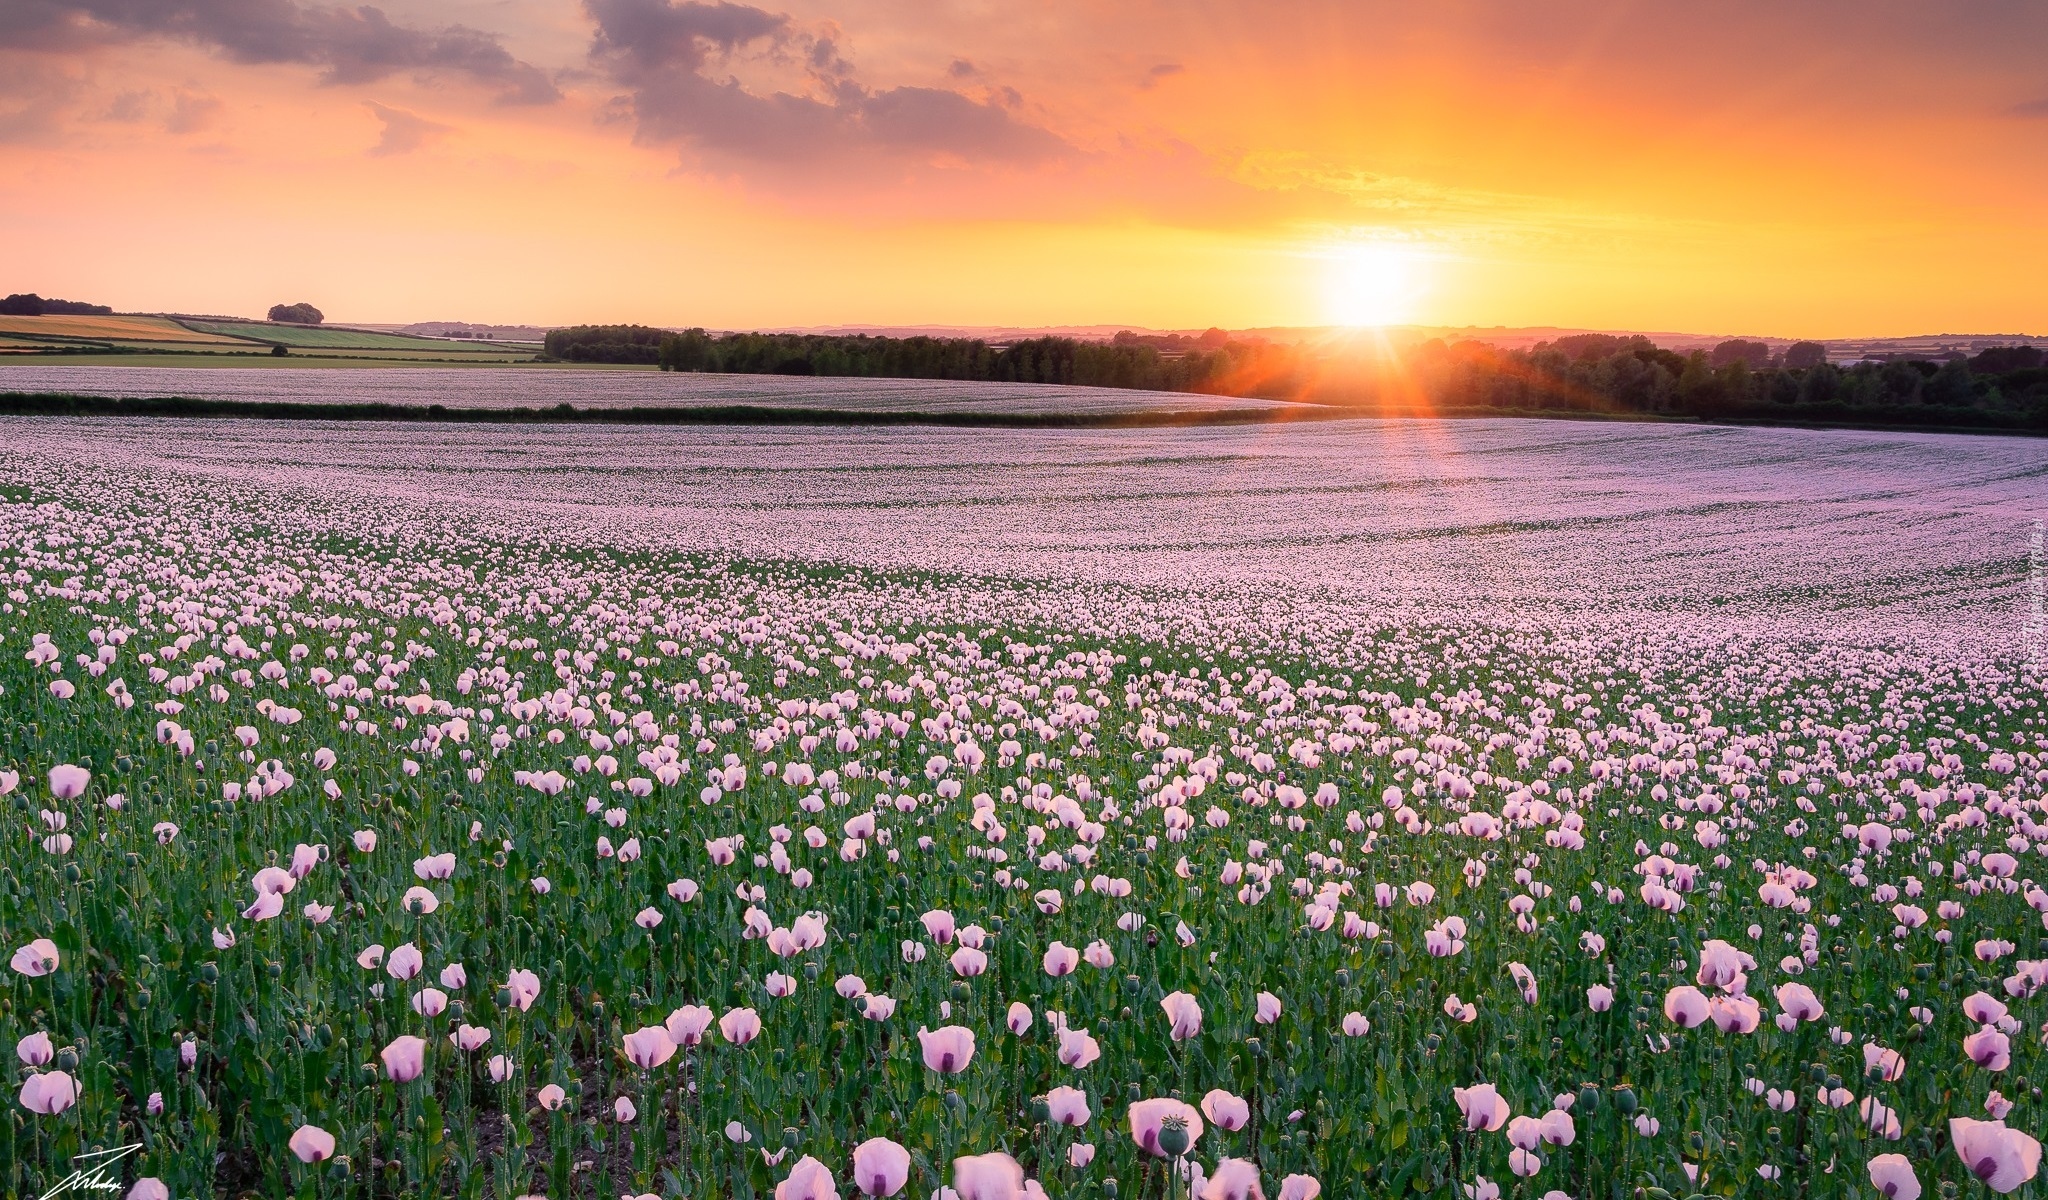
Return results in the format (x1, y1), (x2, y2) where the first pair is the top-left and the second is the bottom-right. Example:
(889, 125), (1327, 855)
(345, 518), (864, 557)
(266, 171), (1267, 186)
(1324, 243), (1423, 327)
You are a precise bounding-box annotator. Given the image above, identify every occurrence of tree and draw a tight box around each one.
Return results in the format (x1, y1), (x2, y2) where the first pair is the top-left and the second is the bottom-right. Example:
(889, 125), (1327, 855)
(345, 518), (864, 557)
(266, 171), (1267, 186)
(268, 302), (324, 324)
(0, 294), (43, 316)
(1924, 358), (1977, 407)
(1709, 339), (1771, 370)
(1782, 341), (1828, 369)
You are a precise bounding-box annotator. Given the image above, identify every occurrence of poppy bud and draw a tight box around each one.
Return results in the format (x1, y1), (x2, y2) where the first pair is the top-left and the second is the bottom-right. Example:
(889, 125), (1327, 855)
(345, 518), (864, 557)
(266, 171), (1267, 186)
(1157, 1117), (1190, 1158)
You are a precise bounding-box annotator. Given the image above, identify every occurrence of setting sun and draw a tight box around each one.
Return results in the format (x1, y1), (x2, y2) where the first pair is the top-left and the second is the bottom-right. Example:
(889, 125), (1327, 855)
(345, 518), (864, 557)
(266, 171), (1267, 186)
(1323, 243), (1425, 328)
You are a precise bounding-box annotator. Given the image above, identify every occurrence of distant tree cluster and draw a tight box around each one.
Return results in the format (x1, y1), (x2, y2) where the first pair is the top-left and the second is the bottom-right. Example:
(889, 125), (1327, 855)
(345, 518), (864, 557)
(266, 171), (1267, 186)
(0, 293), (113, 316)
(268, 302), (324, 324)
(542, 325), (668, 364)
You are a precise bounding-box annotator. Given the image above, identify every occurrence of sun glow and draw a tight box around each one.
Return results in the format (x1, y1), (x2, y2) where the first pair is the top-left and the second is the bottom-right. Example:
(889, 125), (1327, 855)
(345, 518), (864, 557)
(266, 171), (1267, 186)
(1323, 243), (1424, 327)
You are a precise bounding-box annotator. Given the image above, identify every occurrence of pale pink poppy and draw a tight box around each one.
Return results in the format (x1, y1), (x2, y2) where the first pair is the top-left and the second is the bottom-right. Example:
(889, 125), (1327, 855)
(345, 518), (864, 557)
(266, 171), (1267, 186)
(18, 1070), (78, 1114)
(1864, 1043), (1906, 1081)
(1708, 994), (1760, 1034)
(11, 938), (60, 977)
(381, 1035), (427, 1082)
(1867, 1152), (1920, 1200)
(953, 1152), (1027, 1200)
(1951, 1118), (2042, 1192)
(1774, 982), (1824, 1022)
(386, 943), (424, 980)
(668, 1005), (715, 1046)
(775, 1155), (836, 1200)
(1201, 1089), (1249, 1131)
(1007, 1001), (1033, 1034)
(1277, 1175), (1321, 1200)
(1129, 1097), (1205, 1157)
(851, 1137), (911, 1197)
(1045, 1085), (1091, 1126)
(242, 891), (285, 921)
(17, 1031), (53, 1067)
(1965, 992), (2011, 1024)
(288, 1124), (337, 1163)
(1452, 1083), (1510, 1132)
(1662, 986), (1709, 1028)
(1043, 942), (1080, 976)
(719, 1007), (762, 1045)
(1966, 1026), (2013, 1071)
(503, 968), (542, 1010)
(1255, 992), (1282, 1024)
(1058, 1027), (1101, 1068)
(623, 1026), (676, 1068)
(918, 1026), (976, 1074)
(1202, 1158), (1263, 1200)
(48, 764), (90, 799)
(1161, 991), (1204, 1040)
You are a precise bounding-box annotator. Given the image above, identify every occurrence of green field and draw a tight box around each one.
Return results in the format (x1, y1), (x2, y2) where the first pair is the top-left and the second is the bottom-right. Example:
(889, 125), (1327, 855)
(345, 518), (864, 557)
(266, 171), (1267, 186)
(178, 319), (532, 354)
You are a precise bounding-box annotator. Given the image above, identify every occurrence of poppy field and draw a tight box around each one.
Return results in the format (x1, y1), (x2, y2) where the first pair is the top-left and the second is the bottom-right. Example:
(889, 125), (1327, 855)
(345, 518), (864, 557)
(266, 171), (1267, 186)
(1, 413), (2044, 1200)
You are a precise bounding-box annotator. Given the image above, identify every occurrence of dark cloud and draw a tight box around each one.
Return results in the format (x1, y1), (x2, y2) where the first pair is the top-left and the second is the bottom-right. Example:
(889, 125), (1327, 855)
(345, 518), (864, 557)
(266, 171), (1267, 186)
(0, 0), (560, 104)
(583, 0), (1069, 171)
(365, 99), (449, 155)
(2010, 97), (2048, 118)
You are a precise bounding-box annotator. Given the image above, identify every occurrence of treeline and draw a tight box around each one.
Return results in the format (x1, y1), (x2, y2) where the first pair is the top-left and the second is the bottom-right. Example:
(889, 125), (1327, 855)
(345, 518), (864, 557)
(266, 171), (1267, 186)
(543, 325), (667, 364)
(1, 293), (113, 316)
(540, 324), (2048, 431)
(1398, 337), (2048, 431)
(652, 329), (1235, 391)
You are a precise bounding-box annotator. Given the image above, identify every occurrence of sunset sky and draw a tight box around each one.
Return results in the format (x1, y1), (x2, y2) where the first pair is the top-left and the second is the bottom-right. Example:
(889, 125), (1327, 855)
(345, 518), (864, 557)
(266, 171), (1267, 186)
(4, 0), (2045, 335)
